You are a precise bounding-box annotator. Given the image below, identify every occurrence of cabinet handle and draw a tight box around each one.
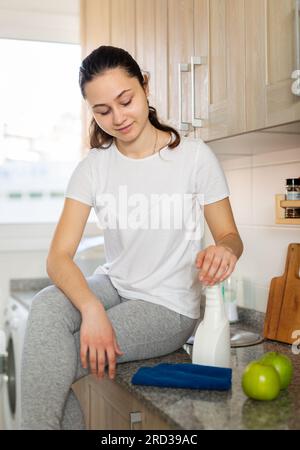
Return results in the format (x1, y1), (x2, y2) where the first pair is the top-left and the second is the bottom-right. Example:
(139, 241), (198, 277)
(292, 0), (300, 96)
(178, 63), (190, 131)
(130, 411), (142, 429)
(191, 56), (208, 127)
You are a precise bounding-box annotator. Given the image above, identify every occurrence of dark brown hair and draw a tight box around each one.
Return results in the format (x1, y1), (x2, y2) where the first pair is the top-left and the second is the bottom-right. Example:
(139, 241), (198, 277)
(79, 45), (180, 151)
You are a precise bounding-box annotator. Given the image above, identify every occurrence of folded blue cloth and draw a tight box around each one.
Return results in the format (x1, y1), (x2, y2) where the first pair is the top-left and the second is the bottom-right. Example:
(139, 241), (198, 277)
(131, 363), (232, 390)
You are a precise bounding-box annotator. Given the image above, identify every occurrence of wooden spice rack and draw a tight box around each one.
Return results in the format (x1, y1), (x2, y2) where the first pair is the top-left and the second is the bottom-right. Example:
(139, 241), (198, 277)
(275, 194), (300, 224)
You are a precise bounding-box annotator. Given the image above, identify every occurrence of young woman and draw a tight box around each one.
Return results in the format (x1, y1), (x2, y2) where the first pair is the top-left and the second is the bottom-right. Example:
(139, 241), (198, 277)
(21, 45), (243, 429)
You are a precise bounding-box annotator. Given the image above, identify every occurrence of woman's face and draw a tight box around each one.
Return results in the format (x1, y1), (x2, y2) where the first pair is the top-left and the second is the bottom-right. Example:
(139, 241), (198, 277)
(84, 67), (149, 141)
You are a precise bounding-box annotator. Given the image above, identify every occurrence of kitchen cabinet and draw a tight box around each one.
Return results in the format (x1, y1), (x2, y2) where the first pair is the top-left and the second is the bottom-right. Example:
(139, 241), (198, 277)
(72, 375), (174, 430)
(194, 0), (300, 140)
(80, 0), (300, 149)
(245, 0), (300, 131)
(167, 0), (195, 138)
(135, 0), (169, 121)
(193, 0), (246, 141)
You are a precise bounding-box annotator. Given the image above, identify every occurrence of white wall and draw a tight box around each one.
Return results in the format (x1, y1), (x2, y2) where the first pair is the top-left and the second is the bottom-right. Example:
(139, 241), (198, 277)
(205, 146), (300, 313)
(0, 0), (80, 43)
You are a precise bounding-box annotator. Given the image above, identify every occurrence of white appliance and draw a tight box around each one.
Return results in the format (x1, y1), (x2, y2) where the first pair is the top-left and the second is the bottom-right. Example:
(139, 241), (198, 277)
(0, 235), (104, 429)
(1, 295), (34, 429)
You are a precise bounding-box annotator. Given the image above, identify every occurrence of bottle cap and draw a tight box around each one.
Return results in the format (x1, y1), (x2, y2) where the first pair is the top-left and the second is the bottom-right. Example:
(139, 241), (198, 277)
(286, 178), (300, 186)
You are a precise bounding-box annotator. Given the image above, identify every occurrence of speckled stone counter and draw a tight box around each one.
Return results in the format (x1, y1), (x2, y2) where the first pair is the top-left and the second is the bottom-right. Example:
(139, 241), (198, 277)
(113, 338), (299, 430)
(106, 301), (299, 430)
(10, 278), (300, 430)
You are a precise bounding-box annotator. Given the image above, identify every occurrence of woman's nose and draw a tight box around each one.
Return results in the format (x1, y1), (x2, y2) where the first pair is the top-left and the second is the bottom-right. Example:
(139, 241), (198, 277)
(112, 107), (126, 126)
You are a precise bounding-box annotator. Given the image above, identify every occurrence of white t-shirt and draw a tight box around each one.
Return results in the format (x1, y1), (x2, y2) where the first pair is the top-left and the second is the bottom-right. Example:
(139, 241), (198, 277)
(64, 136), (229, 319)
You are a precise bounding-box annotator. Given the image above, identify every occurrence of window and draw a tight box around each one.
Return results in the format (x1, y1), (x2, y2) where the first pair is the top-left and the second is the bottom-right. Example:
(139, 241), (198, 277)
(0, 38), (92, 223)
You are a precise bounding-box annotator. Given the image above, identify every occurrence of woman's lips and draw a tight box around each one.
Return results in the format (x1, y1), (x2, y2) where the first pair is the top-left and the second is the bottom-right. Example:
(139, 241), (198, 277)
(117, 123), (133, 133)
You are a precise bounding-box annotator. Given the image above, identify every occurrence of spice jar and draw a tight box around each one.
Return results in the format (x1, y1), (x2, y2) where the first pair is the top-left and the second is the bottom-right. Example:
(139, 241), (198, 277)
(285, 178), (300, 218)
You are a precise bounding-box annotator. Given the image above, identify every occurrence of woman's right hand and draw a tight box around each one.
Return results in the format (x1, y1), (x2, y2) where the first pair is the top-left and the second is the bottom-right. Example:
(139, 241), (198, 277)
(80, 300), (124, 379)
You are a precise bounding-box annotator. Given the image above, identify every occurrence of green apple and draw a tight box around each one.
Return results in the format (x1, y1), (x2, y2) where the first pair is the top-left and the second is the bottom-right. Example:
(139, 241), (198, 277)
(242, 361), (281, 401)
(259, 352), (293, 390)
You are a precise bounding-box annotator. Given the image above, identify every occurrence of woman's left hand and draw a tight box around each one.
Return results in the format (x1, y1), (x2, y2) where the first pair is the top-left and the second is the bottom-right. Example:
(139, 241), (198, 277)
(195, 244), (237, 286)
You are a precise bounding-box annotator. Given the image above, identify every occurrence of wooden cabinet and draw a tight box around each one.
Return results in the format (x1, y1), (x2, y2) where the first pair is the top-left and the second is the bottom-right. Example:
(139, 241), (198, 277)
(194, 0), (300, 140)
(167, 0), (195, 138)
(80, 0), (300, 149)
(72, 375), (175, 430)
(194, 0), (247, 141)
(245, 0), (300, 132)
(135, 0), (169, 122)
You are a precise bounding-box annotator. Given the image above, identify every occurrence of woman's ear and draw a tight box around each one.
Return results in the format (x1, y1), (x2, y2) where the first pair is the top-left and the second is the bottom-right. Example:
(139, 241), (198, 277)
(142, 72), (150, 97)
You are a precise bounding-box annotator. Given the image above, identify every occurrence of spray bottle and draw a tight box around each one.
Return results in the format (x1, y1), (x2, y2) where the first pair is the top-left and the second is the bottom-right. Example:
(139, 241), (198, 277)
(192, 284), (231, 368)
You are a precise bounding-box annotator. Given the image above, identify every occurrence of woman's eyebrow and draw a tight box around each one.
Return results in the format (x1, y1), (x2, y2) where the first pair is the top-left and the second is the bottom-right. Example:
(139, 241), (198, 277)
(92, 89), (132, 108)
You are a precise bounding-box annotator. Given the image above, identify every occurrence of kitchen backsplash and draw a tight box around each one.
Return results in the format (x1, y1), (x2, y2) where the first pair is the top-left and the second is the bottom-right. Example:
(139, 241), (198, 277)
(204, 146), (300, 313)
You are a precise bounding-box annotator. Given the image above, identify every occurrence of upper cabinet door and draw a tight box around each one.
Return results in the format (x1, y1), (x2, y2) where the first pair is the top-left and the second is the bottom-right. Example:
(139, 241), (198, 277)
(167, 0), (195, 137)
(81, 0), (110, 55)
(264, 0), (300, 127)
(246, 0), (300, 131)
(110, 0), (136, 56)
(135, 0), (168, 122)
(194, 0), (300, 141)
(193, 0), (246, 141)
(81, 0), (135, 55)
(80, 0), (111, 151)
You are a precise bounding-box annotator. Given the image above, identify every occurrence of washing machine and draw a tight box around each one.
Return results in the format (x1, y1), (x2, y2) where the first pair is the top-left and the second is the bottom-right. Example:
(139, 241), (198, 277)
(0, 235), (104, 429)
(1, 295), (33, 430)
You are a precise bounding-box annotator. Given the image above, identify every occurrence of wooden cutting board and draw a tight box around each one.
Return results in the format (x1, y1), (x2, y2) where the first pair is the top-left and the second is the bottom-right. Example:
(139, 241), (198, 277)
(263, 243), (300, 344)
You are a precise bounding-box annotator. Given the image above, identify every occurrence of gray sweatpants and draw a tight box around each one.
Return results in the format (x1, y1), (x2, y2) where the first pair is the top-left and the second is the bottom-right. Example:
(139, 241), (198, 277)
(21, 273), (197, 430)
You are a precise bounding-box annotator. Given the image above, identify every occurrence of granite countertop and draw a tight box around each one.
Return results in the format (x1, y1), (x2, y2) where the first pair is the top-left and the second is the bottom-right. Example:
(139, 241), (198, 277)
(114, 337), (299, 430)
(109, 305), (300, 430)
(10, 278), (300, 430)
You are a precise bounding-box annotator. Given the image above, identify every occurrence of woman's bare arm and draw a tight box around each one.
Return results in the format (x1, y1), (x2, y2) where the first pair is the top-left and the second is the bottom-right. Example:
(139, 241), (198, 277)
(204, 197), (243, 259)
(195, 197), (243, 285)
(46, 198), (104, 313)
(46, 198), (123, 378)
